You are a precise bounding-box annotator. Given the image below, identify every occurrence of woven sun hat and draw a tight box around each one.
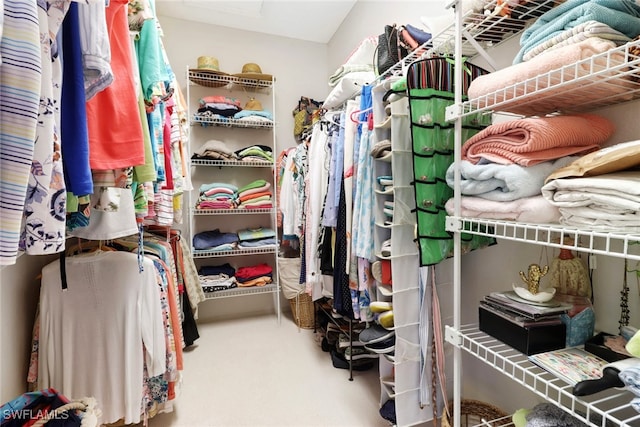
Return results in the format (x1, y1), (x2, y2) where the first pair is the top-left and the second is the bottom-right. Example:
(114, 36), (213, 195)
(191, 56), (228, 74)
(244, 98), (264, 111)
(189, 56), (230, 88)
(233, 63), (273, 81)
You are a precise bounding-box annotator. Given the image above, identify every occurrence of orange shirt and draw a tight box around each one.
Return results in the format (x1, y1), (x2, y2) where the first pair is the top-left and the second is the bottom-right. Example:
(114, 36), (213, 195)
(86, 0), (144, 169)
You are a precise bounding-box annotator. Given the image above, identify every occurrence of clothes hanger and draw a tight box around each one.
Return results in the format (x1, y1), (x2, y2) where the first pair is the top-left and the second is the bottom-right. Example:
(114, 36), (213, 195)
(349, 106), (373, 124)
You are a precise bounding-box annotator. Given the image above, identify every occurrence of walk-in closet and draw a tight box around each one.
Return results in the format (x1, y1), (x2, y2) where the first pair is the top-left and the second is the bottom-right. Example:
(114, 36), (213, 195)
(3, 0), (640, 426)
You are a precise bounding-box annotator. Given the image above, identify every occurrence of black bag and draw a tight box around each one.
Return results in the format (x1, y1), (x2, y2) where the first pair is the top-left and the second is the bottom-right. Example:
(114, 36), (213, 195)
(375, 24), (408, 76)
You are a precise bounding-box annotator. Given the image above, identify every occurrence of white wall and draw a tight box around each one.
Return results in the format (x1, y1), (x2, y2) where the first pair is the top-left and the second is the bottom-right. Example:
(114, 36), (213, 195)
(0, 254), (57, 402)
(158, 16), (329, 156)
(326, 0), (447, 79)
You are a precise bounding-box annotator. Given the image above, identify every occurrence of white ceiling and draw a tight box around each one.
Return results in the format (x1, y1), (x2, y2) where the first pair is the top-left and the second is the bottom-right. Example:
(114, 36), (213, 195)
(155, 0), (358, 44)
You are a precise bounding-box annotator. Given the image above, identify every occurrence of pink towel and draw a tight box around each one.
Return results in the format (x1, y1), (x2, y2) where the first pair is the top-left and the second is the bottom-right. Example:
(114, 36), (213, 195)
(461, 114), (614, 166)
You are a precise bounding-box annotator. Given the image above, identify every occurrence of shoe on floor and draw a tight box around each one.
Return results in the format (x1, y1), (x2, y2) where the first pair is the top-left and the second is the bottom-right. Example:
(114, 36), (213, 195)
(345, 346), (379, 361)
(370, 301), (392, 313)
(359, 323), (394, 345)
(338, 333), (364, 348)
(364, 335), (395, 354)
(330, 349), (376, 371)
(379, 399), (396, 424)
(378, 310), (394, 329)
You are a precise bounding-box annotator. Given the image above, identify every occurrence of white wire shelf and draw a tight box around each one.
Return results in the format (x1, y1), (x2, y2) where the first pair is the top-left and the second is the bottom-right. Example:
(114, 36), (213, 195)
(192, 246), (277, 258)
(190, 158), (273, 167)
(192, 208), (274, 215)
(449, 324), (640, 427)
(202, 282), (278, 300)
(452, 39), (640, 118)
(446, 216), (640, 261)
(191, 115), (274, 129)
(188, 70), (273, 90)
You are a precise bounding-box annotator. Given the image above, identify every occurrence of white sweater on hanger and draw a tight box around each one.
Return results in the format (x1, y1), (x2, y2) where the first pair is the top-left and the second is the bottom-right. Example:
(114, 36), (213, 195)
(38, 251), (166, 425)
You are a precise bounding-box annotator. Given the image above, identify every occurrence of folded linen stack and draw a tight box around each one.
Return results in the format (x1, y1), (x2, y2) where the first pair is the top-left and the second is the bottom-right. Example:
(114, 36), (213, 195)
(198, 263), (237, 293)
(235, 145), (273, 163)
(196, 182), (238, 210)
(191, 139), (238, 161)
(445, 114), (615, 223)
(233, 98), (274, 123)
(236, 263), (273, 287)
(192, 229), (239, 252)
(236, 179), (273, 210)
(237, 226), (277, 249)
(198, 95), (242, 118)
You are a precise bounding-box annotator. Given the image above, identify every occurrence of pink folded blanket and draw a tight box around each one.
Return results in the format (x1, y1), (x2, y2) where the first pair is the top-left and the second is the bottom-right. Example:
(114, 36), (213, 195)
(461, 114), (614, 166)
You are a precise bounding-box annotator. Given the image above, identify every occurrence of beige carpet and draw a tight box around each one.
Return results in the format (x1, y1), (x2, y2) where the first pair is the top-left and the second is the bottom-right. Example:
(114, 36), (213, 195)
(146, 313), (390, 427)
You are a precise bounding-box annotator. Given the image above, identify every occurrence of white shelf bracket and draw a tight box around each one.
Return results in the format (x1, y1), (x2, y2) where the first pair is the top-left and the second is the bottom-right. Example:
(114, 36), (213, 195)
(445, 216), (462, 232)
(445, 103), (462, 122)
(445, 325), (462, 347)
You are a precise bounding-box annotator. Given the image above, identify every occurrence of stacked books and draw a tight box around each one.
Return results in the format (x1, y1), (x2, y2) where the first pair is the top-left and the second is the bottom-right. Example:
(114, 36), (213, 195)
(479, 291), (571, 355)
(480, 290), (572, 327)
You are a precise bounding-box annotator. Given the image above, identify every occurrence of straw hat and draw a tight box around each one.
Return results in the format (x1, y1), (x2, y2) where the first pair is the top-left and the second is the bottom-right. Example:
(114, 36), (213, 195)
(189, 56), (229, 88)
(233, 63), (273, 81)
(192, 56), (228, 74)
(244, 98), (263, 111)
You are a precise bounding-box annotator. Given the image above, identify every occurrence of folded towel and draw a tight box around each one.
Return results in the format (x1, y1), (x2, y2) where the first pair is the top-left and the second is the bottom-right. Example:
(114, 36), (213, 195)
(237, 182), (271, 198)
(238, 179), (268, 194)
(199, 182), (238, 194)
(517, 0), (640, 63)
(445, 195), (561, 224)
(238, 191), (272, 204)
(468, 38), (631, 116)
(193, 140), (237, 158)
(522, 20), (630, 62)
(445, 156), (577, 201)
(461, 114), (613, 166)
(542, 171), (640, 228)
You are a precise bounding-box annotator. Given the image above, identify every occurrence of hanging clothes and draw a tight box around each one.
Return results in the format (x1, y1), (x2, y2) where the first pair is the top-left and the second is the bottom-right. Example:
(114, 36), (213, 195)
(0, 0), (41, 265)
(38, 251), (166, 425)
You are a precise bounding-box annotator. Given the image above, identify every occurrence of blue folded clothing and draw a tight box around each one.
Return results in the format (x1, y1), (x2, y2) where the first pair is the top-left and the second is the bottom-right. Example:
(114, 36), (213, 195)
(516, 0), (640, 63)
(405, 23), (432, 45)
(199, 263), (236, 277)
(193, 229), (239, 250)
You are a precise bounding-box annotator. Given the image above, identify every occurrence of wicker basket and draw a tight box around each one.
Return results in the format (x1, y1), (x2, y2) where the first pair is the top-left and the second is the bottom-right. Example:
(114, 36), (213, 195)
(289, 292), (315, 329)
(442, 399), (511, 427)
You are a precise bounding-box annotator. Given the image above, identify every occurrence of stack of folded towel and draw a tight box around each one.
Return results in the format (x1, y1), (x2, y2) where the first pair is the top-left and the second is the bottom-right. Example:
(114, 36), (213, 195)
(237, 226), (277, 248)
(233, 98), (274, 123)
(235, 145), (273, 163)
(196, 182), (238, 210)
(235, 263), (273, 287)
(445, 114), (615, 223)
(191, 140), (238, 161)
(192, 229), (239, 252)
(198, 263), (237, 292)
(236, 179), (273, 209)
(198, 95), (242, 117)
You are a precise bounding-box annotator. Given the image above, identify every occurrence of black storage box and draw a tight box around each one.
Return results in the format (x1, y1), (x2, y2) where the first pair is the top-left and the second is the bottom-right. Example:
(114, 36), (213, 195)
(479, 306), (566, 355)
(584, 332), (631, 363)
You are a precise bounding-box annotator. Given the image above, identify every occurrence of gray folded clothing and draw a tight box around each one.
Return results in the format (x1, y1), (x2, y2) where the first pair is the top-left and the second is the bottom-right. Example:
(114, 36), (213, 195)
(370, 139), (391, 158)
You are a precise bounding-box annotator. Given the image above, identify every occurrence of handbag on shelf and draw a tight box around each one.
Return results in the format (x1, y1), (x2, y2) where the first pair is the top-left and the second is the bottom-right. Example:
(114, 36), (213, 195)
(375, 24), (408, 76)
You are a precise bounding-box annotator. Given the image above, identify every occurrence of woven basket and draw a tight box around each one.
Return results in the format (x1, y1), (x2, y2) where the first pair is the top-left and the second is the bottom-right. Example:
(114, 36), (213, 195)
(289, 292), (315, 329)
(442, 399), (510, 427)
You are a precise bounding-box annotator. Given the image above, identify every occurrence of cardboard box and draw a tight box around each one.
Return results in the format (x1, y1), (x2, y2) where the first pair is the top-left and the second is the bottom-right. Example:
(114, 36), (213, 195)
(479, 306), (566, 355)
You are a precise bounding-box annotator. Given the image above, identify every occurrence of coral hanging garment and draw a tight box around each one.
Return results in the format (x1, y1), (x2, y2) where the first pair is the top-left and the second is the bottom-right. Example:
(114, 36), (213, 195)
(86, 0), (144, 169)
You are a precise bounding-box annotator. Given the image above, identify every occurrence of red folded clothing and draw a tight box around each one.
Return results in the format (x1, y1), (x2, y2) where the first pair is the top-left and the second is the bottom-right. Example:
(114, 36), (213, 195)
(235, 263), (273, 279)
